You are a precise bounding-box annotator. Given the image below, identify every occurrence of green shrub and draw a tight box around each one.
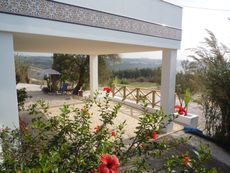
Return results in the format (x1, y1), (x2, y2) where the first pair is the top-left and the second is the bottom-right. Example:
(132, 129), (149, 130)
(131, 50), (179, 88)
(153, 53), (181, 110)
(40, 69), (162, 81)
(190, 30), (230, 145)
(120, 78), (129, 85)
(15, 57), (29, 84)
(17, 88), (30, 111)
(0, 90), (216, 172)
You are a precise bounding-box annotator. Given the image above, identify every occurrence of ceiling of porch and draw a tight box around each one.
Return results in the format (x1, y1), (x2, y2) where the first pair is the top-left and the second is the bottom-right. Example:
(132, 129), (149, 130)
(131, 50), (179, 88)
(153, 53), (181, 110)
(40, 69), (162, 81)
(13, 33), (160, 55)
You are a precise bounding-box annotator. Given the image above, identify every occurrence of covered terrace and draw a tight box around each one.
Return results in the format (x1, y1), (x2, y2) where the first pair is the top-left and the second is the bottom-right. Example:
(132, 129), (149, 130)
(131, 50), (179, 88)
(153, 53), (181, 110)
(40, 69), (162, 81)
(0, 0), (182, 132)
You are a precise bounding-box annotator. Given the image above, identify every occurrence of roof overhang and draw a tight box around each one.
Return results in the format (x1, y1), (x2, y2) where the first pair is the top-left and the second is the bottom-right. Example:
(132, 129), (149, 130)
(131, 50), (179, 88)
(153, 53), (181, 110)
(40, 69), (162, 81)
(0, 0), (182, 54)
(13, 32), (160, 55)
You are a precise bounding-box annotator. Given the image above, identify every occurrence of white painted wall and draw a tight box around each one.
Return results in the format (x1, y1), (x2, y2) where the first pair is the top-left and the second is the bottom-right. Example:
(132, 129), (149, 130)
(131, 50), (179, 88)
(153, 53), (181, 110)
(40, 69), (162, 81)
(0, 32), (19, 129)
(55, 0), (182, 28)
(0, 14), (181, 52)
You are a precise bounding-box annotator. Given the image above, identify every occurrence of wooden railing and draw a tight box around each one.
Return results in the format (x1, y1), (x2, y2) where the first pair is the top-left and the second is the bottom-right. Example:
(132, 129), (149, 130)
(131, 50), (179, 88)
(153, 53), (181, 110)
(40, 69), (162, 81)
(112, 85), (161, 108)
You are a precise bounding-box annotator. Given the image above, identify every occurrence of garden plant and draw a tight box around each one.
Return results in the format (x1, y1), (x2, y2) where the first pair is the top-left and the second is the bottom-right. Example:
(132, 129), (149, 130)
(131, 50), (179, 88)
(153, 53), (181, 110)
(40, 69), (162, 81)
(189, 30), (230, 146)
(0, 88), (217, 173)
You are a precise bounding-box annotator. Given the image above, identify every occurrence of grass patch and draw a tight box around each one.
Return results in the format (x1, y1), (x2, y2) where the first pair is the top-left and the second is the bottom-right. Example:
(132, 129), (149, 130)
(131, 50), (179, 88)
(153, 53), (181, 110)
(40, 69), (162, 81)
(125, 82), (160, 89)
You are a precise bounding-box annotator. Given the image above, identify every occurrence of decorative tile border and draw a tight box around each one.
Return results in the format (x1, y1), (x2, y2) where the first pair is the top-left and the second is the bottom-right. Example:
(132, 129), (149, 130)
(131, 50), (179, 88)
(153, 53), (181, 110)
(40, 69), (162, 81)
(0, 0), (181, 40)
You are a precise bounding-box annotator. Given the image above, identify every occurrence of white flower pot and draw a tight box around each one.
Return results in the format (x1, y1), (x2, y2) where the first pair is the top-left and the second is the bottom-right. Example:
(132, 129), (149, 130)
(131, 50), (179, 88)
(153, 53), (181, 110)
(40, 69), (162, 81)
(174, 113), (199, 128)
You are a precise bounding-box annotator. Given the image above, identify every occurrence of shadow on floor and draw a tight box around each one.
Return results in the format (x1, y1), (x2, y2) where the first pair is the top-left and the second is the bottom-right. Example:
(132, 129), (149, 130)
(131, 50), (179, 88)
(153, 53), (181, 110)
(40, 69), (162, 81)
(122, 134), (230, 173)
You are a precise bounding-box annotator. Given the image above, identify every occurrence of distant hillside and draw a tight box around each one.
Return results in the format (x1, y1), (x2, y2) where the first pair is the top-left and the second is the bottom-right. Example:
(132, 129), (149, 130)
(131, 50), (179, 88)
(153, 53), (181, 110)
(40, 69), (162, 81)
(15, 56), (182, 72)
(110, 58), (162, 71)
(15, 56), (53, 69)
(110, 58), (182, 71)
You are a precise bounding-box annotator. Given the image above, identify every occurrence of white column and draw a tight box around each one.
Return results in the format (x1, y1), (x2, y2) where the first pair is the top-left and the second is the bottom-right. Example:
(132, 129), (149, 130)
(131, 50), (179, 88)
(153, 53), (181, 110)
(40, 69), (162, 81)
(160, 49), (177, 132)
(90, 55), (98, 97)
(0, 32), (19, 129)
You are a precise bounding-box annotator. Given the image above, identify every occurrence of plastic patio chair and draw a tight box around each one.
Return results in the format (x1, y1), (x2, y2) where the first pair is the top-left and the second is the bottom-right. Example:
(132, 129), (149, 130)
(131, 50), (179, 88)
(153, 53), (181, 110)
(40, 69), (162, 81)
(60, 82), (68, 94)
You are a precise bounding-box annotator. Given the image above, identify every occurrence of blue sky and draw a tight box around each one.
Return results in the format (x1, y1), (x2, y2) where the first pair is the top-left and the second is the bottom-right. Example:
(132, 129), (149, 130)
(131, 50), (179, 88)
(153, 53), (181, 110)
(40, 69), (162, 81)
(122, 0), (230, 59)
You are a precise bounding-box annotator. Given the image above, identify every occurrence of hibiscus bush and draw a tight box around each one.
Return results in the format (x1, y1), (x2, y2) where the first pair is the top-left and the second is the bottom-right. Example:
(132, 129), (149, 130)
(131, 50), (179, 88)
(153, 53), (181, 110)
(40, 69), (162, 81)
(0, 89), (216, 172)
(166, 144), (217, 173)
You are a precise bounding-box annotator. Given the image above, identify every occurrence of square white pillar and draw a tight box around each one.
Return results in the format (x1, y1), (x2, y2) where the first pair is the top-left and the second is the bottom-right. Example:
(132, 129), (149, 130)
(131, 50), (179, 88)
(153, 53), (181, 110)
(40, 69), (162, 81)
(89, 55), (98, 97)
(0, 32), (19, 129)
(160, 49), (177, 132)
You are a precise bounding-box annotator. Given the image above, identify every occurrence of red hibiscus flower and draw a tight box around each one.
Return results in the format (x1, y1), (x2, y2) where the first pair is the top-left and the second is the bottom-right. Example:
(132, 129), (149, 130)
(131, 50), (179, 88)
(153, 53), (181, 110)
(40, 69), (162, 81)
(184, 156), (191, 166)
(95, 125), (102, 133)
(103, 87), (112, 93)
(182, 153), (191, 166)
(175, 105), (188, 115)
(98, 154), (120, 173)
(111, 130), (116, 137)
(152, 131), (158, 140)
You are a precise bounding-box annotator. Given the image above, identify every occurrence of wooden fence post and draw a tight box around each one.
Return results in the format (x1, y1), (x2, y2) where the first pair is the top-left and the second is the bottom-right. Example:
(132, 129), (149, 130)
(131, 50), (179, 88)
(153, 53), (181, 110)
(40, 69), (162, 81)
(123, 86), (126, 101)
(152, 91), (155, 108)
(136, 88), (140, 104)
(112, 85), (115, 97)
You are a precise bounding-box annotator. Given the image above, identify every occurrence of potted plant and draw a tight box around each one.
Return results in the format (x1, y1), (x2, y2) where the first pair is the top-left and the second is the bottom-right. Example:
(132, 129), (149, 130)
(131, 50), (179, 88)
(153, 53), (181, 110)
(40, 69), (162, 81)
(174, 89), (199, 128)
